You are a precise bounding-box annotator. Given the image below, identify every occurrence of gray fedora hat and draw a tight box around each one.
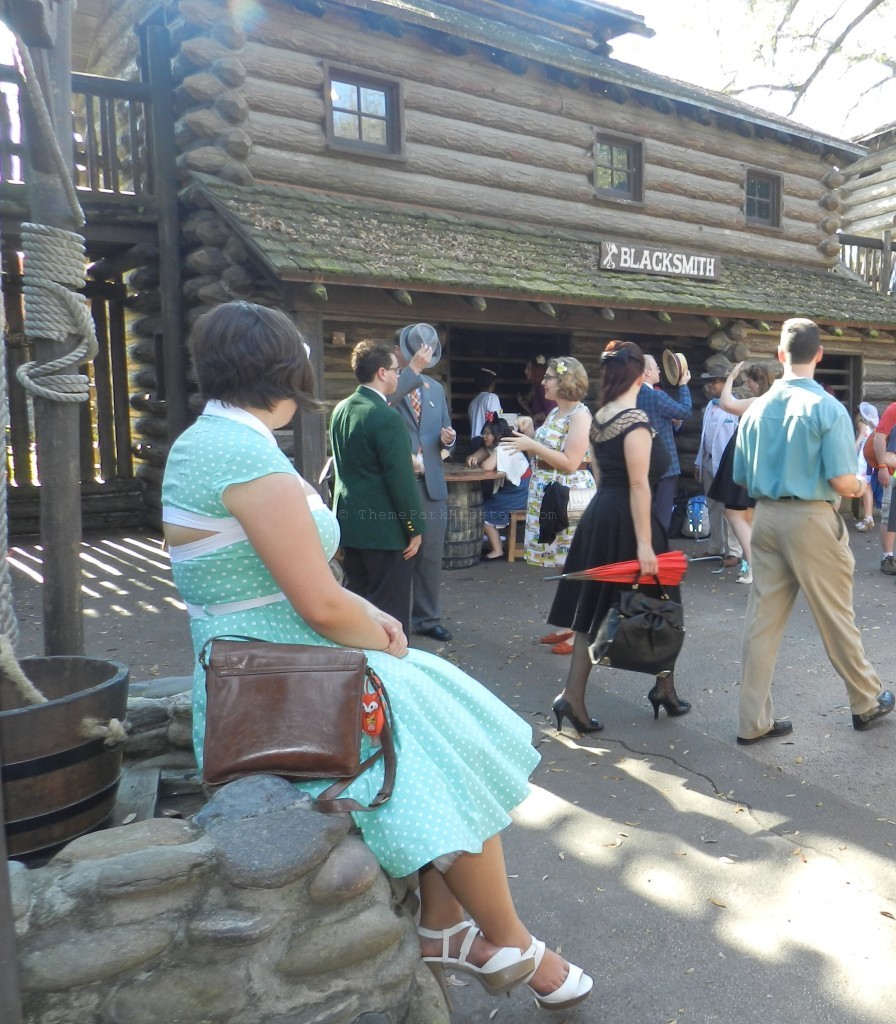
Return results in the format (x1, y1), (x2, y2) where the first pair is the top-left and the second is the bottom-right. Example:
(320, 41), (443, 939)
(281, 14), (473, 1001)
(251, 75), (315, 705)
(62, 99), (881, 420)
(398, 322), (442, 369)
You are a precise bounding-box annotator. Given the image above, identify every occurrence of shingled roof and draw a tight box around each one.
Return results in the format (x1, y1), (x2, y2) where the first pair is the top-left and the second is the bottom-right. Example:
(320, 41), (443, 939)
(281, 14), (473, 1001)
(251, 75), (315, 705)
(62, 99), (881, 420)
(195, 176), (896, 328)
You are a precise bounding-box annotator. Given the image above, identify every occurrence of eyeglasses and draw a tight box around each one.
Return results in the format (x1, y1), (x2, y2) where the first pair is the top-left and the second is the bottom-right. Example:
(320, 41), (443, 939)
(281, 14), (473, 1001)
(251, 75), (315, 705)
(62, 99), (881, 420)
(543, 373), (558, 380)
(386, 365), (400, 373)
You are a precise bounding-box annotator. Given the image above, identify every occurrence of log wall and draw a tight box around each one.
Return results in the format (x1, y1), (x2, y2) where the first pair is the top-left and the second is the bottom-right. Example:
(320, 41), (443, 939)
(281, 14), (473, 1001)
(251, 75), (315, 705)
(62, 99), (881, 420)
(178, 0), (842, 268)
(842, 141), (896, 237)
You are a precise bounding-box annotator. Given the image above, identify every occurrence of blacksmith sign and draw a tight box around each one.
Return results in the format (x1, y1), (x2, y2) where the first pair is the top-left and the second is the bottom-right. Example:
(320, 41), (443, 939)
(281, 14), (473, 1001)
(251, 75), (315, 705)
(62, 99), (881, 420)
(600, 241), (721, 281)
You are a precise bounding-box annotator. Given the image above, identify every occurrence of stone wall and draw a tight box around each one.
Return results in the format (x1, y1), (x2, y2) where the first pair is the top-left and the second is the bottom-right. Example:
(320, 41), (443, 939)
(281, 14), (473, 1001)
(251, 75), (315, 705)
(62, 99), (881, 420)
(9, 775), (449, 1024)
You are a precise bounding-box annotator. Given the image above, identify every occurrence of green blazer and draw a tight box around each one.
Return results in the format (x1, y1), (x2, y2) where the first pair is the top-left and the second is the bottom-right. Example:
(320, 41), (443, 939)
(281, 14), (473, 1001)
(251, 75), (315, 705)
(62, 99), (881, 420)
(330, 386), (425, 550)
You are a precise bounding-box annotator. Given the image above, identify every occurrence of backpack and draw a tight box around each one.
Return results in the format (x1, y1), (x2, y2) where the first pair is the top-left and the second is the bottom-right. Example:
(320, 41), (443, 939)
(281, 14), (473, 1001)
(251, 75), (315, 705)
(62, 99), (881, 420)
(668, 490), (689, 539)
(681, 495), (710, 539)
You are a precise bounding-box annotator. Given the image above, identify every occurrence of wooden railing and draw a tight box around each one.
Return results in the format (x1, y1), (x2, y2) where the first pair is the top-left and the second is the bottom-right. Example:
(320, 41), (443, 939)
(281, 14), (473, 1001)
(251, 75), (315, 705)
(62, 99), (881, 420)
(0, 65), (154, 199)
(838, 230), (895, 295)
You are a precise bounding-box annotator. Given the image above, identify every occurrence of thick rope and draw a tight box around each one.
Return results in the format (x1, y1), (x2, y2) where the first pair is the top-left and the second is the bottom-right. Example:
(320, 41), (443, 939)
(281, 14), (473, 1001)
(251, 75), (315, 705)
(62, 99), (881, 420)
(0, 637), (45, 704)
(16, 223), (98, 401)
(79, 716), (129, 747)
(13, 36), (84, 226)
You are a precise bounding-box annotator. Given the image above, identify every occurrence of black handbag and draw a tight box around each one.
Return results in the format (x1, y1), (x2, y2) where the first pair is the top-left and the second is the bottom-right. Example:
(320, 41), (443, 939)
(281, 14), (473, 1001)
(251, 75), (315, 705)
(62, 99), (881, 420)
(588, 579), (685, 676)
(538, 481), (569, 543)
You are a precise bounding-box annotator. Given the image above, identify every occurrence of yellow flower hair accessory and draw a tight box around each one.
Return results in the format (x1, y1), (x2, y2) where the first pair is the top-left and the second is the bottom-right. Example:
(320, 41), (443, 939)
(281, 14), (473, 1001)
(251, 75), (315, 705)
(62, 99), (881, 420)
(555, 360), (568, 375)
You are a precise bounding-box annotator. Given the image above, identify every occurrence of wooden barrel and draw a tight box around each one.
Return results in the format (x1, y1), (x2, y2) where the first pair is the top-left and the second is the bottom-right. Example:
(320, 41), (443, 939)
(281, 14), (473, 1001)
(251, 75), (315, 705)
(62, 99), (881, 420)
(1, 656), (129, 859)
(443, 478), (484, 570)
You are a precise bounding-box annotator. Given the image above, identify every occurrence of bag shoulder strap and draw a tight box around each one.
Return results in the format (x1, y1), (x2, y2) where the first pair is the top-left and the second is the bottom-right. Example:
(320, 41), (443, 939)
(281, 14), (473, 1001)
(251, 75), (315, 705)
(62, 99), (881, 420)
(312, 669), (396, 814)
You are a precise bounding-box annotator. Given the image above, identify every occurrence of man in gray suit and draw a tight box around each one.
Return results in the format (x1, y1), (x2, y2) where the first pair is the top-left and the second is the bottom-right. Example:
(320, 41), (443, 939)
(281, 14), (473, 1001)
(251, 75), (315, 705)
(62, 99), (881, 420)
(392, 323), (456, 642)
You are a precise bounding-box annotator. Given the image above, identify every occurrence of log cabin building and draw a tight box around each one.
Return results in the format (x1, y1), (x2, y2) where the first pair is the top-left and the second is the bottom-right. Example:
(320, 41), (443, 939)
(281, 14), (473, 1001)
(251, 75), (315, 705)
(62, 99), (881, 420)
(9, 0), (896, 526)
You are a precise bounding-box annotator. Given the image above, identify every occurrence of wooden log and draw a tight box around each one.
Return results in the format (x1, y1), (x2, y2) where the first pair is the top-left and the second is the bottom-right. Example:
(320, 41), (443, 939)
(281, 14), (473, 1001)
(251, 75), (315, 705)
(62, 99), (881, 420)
(184, 246), (230, 276)
(178, 107), (230, 140)
(215, 90), (250, 123)
(241, 10), (838, 179)
(839, 147), (896, 179)
(245, 147), (832, 266)
(88, 241), (158, 278)
(178, 145), (229, 174)
(726, 320), (750, 342)
(211, 55), (247, 87)
(841, 175), (896, 209)
(220, 127), (252, 158)
(181, 71), (229, 102)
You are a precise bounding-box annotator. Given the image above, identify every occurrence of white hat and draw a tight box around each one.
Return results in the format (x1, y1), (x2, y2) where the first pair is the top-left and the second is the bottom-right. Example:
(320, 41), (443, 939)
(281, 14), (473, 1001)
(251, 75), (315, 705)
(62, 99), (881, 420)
(859, 401), (880, 427)
(398, 323), (441, 369)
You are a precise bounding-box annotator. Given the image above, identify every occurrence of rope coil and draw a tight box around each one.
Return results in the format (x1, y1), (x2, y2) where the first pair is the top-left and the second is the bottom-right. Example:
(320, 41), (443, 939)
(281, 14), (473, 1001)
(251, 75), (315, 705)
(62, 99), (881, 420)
(16, 223), (98, 402)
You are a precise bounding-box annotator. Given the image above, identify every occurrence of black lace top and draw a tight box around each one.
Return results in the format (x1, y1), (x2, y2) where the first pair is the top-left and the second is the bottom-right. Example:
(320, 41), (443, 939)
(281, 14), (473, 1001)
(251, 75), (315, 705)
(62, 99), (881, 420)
(591, 408), (671, 490)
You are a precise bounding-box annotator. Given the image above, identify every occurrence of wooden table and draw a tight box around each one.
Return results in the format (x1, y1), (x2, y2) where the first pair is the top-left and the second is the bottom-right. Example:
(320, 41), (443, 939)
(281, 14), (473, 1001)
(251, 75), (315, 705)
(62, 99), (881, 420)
(442, 467), (503, 570)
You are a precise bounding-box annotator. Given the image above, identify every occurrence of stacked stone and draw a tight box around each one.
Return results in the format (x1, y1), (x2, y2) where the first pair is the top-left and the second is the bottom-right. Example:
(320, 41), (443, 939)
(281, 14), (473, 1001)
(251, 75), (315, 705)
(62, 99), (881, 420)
(9, 776), (448, 1024)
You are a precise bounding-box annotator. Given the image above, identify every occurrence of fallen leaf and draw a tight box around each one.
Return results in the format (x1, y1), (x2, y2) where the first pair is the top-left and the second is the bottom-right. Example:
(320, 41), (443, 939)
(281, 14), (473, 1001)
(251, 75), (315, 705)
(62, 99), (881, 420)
(558, 852), (565, 860)
(881, 911), (896, 920)
(489, 1010), (499, 1020)
(709, 898), (727, 908)
(624, 821), (641, 827)
(122, 813), (137, 825)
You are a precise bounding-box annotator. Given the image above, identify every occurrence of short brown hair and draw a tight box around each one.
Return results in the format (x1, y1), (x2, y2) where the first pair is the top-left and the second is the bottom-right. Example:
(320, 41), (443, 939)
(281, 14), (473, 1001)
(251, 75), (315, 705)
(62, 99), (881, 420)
(188, 301), (322, 413)
(549, 356), (588, 401)
(780, 318), (821, 363)
(351, 340), (394, 384)
(598, 340), (645, 405)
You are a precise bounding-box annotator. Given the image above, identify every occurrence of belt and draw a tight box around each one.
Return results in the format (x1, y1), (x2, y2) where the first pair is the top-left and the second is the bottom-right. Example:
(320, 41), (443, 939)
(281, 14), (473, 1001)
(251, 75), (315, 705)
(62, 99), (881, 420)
(186, 591), (287, 619)
(535, 459), (590, 472)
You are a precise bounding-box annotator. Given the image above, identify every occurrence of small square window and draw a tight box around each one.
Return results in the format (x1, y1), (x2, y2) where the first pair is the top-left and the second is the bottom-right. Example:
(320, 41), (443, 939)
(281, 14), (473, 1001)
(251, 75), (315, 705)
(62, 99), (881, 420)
(594, 137), (642, 202)
(325, 67), (403, 157)
(745, 171), (781, 227)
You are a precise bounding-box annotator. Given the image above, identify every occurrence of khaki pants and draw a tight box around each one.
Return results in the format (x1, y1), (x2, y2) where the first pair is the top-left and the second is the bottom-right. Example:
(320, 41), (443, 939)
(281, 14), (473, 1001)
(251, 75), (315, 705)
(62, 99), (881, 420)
(738, 499), (882, 739)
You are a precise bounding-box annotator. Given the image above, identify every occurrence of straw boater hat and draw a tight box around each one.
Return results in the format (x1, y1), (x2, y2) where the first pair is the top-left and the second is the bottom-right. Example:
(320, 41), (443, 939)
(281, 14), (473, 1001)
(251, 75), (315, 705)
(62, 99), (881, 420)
(398, 323), (442, 369)
(662, 350), (688, 386)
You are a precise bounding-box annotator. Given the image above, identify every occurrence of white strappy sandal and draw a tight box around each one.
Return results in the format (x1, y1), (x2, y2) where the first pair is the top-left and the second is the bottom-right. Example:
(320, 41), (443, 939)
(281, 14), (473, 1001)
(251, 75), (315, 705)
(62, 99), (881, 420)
(522, 937), (593, 1010)
(418, 920), (536, 1006)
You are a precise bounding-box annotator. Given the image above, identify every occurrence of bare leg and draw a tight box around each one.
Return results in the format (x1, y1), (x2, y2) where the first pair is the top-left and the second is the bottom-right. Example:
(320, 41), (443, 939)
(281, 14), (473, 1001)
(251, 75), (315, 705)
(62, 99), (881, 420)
(555, 632), (594, 721)
(483, 522), (503, 558)
(418, 835), (572, 994)
(862, 488), (873, 520)
(724, 508), (753, 566)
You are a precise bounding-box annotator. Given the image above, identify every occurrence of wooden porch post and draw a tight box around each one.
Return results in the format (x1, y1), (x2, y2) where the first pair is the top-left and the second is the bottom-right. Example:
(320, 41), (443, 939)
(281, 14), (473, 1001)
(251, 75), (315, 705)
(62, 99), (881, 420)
(291, 310), (326, 491)
(881, 229), (893, 295)
(141, 17), (188, 441)
(22, 6), (84, 654)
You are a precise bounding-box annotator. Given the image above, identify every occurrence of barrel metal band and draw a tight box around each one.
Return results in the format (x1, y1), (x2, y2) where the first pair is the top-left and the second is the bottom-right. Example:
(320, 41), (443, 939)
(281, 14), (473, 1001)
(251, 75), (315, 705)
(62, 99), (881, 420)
(1, 736), (111, 782)
(3, 779), (119, 836)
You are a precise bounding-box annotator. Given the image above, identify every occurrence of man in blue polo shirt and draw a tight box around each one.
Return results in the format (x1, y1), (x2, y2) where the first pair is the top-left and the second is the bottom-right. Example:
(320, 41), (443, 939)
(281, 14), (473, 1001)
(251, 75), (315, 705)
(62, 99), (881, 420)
(637, 353), (692, 532)
(733, 318), (893, 744)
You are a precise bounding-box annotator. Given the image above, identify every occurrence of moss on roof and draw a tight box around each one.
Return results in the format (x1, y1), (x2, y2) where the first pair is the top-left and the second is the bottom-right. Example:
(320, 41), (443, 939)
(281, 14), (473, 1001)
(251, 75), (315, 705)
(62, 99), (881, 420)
(195, 175), (896, 327)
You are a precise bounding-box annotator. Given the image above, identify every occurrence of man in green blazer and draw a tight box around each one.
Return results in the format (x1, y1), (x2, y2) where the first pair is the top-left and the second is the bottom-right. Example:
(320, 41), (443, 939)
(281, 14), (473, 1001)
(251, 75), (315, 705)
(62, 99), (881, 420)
(330, 340), (425, 635)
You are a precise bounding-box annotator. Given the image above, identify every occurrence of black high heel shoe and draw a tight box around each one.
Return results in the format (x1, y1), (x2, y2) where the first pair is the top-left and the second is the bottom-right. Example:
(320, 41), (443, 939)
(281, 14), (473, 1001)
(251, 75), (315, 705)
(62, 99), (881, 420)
(552, 697), (603, 734)
(647, 682), (691, 719)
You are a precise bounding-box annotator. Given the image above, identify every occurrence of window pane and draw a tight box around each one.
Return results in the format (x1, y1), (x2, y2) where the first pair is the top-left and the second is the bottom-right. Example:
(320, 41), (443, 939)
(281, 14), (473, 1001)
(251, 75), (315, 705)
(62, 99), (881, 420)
(595, 143), (612, 164)
(612, 148), (630, 171)
(361, 116), (387, 146)
(594, 167), (614, 190)
(333, 111), (360, 140)
(331, 80), (358, 112)
(360, 88), (387, 117)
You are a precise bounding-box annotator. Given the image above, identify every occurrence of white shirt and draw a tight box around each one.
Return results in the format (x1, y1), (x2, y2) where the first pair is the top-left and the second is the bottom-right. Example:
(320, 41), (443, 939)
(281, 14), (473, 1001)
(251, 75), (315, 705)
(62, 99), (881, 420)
(468, 391), (502, 437)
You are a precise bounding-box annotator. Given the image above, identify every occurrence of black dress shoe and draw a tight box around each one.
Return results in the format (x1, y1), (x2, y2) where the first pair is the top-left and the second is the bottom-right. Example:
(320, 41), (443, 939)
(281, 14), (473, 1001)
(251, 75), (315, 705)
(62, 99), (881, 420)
(852, 690), (895, 731)
(417, 624), (453, 642)
(736, 719), (793, 745)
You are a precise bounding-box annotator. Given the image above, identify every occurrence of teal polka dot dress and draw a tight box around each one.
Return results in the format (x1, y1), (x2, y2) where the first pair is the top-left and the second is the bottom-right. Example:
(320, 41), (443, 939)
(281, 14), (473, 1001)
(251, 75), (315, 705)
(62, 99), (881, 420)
(163, 409), (540, 878)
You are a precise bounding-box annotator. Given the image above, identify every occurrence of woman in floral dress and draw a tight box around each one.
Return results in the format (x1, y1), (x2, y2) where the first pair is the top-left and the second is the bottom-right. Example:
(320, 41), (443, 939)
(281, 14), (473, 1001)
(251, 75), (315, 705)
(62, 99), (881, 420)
(503, 356), (594, 569)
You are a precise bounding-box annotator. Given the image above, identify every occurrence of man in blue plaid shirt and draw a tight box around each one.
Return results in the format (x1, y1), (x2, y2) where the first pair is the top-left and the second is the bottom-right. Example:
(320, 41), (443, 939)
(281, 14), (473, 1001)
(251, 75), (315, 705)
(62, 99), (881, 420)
(637, 354), (693, 531)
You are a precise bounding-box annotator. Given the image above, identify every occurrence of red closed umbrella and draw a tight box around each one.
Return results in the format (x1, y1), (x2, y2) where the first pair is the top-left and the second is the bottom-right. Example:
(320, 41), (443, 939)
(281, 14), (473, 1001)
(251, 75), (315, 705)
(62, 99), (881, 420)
(544, 549), (689, 586)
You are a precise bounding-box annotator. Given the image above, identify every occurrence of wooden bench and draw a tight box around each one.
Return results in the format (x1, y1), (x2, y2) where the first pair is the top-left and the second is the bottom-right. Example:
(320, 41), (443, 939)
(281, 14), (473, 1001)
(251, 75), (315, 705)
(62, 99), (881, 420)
(506, 509), (527, 563)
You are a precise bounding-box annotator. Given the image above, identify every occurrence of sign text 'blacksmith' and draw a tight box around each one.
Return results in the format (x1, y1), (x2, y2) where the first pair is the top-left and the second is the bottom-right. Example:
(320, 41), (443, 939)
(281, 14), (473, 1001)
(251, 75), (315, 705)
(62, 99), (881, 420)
(600, 242), (721, 281)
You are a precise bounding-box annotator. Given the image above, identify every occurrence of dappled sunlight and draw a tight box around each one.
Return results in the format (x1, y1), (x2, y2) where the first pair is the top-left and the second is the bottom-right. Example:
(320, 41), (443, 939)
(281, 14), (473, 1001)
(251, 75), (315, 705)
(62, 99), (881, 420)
(616, 754), (789, 835)
(512, 757), (896, 1021)
(10, 535), (184, 616)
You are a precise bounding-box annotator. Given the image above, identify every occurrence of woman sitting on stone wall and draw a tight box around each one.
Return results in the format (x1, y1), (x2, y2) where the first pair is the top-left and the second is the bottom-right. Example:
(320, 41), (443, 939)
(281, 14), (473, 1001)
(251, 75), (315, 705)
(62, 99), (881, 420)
(161, 301), (592, 1012)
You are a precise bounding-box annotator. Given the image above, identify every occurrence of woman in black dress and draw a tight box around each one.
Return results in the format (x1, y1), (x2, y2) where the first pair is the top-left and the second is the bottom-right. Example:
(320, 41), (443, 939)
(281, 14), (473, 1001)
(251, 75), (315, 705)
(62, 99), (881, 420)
(548, 340), (690, 733)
